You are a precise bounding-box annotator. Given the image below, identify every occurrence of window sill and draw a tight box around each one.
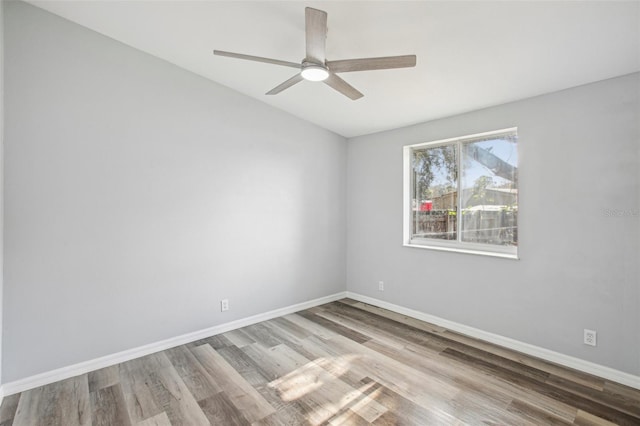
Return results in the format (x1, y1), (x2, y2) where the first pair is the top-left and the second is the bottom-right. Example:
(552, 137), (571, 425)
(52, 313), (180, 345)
(403, 242), (519, 260)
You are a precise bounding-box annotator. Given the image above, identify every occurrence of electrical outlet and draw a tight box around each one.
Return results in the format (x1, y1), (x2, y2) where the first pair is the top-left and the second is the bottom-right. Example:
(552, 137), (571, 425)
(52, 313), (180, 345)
(584, 329), (597, 346)
(221, 299), (229, 312)
(378, 281), (384, 291)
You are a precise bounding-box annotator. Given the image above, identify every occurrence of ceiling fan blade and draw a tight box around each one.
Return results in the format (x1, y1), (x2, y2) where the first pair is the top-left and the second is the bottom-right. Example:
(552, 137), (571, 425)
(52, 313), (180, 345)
(327, 55), (417, 73)
(305, 7), (327, 64)
(324, 74), (364, 100)
(214, 50), (301, 69)
(266, 73), (305, 95)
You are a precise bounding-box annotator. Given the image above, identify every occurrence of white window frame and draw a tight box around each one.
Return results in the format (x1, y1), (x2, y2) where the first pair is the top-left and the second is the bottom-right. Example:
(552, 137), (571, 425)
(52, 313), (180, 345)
(402, 128), (519, 259)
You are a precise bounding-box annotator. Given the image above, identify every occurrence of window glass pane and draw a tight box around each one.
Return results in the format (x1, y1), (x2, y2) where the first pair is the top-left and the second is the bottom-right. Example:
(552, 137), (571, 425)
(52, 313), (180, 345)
(411, 145), (458, 240)
(460, 134), (518, 246)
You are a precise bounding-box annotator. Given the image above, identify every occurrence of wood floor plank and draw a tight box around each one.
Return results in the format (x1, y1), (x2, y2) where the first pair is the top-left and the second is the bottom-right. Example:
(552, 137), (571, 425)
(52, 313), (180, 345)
(332, 380), (388, 424)
(363, 338), (516, 407)
(189, 334), (233, 350)
(282, 313), (341, 340)
(243, 340), (355, 423)
(240, 343), (319, 416)
(270, 317), (313, 340)
(140, 353), (210, 426)
(296, 310), (372, 344)
(3, 299), (639, 425)
(546, 373), (640, 417)
(359, 377), (463, 425)
(326, 302), (522, 371)
(602, 381), (640, 412)
(345, 301), (448, 334)
(573, 409), (619, 426)
(216, 344), (311, 424)
(256, 321), (370, 391)
(253, 385), (310, 426)
(283, 334), (370, 386)
(119, 357), (165, 423)
(241, 323), (286, 348)
(440, 347), (639, 425)
(444, 341), (551, 382)
(0, 394), (21, 425)
(192, 344), (276, 423)
(399, 340), (580, 423)
(295, 334), (466, 418)
(13, 375), (90, 426)
(90, 384), (132, 426)
(332, 301), (609, 399)
(119, 352), (210, 425)
(11, 386), (46, 426)
(507, 399), (574, 425)
(334, 298), (361, 306)
(310, 333), (553, 425)
(217, 345), (273, 387)
(232, 345), (318, 419)
(135, 412), (172, 426)
(255, 319), (358, 383)
(164, 345), (222, 401)
(340, 295), (607, 392)
(327, 408), (371, 426)
(251, 406), (312, 426)
(223, 329), (257, 348)
(88, 365), (120, 393)
(440, 328), (608, 391)
(312, 309), (408, 351)
(198, 392), (250, 426)
(257, 343), (388, 424)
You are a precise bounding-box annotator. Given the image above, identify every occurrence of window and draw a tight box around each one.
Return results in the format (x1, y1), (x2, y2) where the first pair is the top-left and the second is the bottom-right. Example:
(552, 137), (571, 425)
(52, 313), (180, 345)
(403, 128), (518, 258)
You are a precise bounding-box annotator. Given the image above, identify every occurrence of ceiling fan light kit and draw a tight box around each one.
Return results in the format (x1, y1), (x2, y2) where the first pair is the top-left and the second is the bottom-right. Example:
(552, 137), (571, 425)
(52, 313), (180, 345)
(301, 63), (329, 82)
(214, 7), (416, 100)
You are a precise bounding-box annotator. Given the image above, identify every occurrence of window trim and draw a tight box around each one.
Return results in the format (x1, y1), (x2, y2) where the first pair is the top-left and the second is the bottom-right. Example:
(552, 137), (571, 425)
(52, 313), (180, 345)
(402, 127), (519, 260)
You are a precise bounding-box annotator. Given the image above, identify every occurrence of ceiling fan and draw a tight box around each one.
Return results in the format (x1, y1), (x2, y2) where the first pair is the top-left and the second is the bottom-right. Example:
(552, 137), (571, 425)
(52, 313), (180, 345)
(214, 7), (417, 100)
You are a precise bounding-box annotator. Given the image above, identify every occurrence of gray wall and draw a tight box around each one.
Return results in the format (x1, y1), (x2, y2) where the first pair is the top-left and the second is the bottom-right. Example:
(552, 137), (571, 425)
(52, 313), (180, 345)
(347, 73), (640, 375)
(0, 0), (5, 385)
(3, 1), (346, 382)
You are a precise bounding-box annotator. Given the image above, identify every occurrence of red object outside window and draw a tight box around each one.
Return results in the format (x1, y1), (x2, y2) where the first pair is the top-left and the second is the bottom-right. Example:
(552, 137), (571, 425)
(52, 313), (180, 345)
(420, 201), (433, 211)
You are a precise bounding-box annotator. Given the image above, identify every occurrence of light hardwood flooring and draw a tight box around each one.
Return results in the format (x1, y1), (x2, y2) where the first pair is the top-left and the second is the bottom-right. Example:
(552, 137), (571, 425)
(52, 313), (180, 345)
(1, 299), (639, 425)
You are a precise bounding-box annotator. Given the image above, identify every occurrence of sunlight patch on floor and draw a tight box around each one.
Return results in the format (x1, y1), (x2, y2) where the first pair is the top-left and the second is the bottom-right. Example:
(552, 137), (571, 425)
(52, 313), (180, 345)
(267, 354), (389, 424)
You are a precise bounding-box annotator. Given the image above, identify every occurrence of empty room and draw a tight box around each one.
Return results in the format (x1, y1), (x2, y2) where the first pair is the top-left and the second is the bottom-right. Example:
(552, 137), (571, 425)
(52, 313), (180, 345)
(0, 0), (639, 425)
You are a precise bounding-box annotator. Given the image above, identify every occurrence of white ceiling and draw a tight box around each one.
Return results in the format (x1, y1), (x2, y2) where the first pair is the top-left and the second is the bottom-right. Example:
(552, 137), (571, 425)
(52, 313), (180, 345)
(27, 1), (640, 138)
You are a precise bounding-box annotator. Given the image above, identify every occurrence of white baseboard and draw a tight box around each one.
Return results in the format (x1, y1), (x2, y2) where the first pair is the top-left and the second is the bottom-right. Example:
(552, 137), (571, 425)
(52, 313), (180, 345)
(4, 290), (638, 396)
(1, 291), (347, 396)
(346, 292), (640, 390)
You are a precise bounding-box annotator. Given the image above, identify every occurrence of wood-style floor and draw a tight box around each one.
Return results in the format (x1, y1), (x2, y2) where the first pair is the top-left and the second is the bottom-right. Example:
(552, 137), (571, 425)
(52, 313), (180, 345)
(1, 299), (639, 425)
